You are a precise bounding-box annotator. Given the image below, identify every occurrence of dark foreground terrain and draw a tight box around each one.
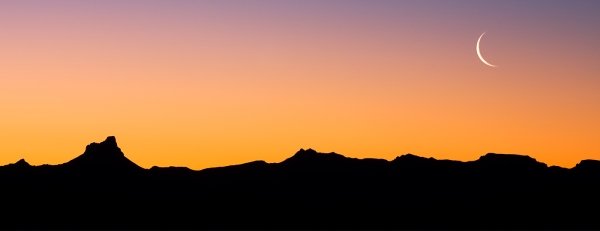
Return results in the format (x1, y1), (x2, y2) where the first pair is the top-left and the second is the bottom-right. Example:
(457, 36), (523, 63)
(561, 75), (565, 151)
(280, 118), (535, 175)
(1, 136), (600, 229)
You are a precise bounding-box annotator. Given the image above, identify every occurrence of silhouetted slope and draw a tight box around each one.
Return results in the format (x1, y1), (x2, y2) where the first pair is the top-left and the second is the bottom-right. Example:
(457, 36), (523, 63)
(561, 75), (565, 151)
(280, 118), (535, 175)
(281, 148), (388, 175)
(2, 158), (31, 169)
(573, 159), (600, 176)
(62, 136), (143, 174)
(473, 153), (547, 173)
(1, 136), (600, 230)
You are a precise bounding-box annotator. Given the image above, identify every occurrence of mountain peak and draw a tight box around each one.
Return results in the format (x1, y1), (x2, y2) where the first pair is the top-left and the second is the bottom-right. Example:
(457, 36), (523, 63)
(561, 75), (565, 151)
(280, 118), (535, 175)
(573, 159), (600, 175)
(14, 159), (30, 167)
(393, 153), (433, 162)
(281, 148), (349, 166)
(63, 136), (143, 173)
(84, 136), (119, 152)
(5, 159), (32, 169)
(473, 153), (547, 171)
(103, 136), (117, 146)
(295, 148), (318, 156)
(477, 153), (543, 164)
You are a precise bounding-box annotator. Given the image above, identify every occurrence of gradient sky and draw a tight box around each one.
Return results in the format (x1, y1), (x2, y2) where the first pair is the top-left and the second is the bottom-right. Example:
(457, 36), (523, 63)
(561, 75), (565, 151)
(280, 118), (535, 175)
(1, 0), (599, 169)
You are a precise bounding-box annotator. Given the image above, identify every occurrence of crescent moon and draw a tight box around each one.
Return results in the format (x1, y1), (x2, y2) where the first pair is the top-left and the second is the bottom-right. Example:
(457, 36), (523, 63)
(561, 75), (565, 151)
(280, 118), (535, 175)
(476, 32), (497, 67)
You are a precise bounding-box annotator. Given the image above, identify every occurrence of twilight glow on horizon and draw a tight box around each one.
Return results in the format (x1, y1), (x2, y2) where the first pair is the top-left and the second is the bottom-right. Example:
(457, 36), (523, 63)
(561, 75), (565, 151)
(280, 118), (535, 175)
(1, 0), (599, 169)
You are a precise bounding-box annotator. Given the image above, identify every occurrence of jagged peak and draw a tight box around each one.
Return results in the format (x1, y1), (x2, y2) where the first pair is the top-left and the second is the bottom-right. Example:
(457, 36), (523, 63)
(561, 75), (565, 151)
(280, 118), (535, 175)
(15, 158), (30, 165)
(288, 148), (319, 160)
(296, 148), (318, 155)
(85, 136), (119, 151)
(63, 136), (142, 172)
(11, 159), (31, 168)
(282, 148), (349, 165)
(103, 136), (117, 146)
(77, 136), (127, 161)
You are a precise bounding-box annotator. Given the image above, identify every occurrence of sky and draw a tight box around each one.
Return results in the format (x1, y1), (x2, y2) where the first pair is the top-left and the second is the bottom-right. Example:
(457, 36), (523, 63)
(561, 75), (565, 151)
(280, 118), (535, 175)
(0, 0), (599, 169)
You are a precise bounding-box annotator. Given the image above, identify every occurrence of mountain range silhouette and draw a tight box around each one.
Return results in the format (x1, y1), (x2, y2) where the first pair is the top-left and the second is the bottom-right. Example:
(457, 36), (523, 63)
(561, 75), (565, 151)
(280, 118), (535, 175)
(1, 136), (600, 229)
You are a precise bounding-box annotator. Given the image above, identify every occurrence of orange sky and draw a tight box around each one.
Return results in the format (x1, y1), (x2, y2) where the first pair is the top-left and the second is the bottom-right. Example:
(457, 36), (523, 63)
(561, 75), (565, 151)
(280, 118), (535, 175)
(0, 1), (599, 169)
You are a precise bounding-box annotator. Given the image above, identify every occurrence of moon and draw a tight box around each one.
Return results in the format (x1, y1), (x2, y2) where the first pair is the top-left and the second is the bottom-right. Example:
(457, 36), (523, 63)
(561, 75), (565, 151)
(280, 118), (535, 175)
(476, 32), (497, 68)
